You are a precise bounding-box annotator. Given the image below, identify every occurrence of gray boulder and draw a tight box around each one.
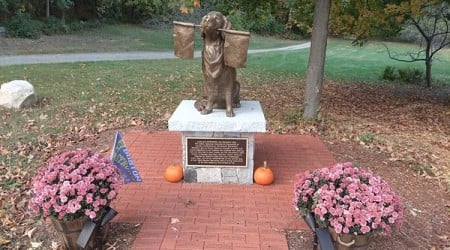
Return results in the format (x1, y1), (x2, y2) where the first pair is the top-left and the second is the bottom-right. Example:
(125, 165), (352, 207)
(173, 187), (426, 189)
(0, 80), (37, 109)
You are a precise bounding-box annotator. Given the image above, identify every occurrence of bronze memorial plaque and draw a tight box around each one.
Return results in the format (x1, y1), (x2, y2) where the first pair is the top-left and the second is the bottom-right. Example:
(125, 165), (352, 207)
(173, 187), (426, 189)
(187, 137), (248, 167)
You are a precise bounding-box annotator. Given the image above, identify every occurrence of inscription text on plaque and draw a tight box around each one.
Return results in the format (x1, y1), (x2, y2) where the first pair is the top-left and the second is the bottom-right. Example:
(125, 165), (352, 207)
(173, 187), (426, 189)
(187, 137), (248, 167)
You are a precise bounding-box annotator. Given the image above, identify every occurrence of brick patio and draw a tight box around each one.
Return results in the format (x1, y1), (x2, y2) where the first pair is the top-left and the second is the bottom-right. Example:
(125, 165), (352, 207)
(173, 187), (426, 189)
(112, 130), (336, 250)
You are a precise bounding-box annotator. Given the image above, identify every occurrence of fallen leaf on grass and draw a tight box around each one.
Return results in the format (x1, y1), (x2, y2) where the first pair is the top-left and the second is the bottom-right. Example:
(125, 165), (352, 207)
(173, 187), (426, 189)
(30, 241), (42, 248)
(100, 146), (110, 153)
(51, 241), (60, 250)
(25, 227), (37, 238)
(409, 207), (423, 217)
(0, 238), (10, 246)
(1, 147), (10, 155)
(163, 112), (171, 120)
(39, 114), (48, 120)
(437, 235), (448, 241)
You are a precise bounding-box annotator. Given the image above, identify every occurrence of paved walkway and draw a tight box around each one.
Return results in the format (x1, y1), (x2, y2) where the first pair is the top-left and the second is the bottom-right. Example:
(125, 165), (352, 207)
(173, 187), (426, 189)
(112, 130), (336, 250)
(0, 43), (310, 66)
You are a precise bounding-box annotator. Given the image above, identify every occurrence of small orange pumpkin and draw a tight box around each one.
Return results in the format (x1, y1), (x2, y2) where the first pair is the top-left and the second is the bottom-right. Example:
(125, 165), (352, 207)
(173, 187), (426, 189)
(164, 164), (183, 183)
(254, 161), (274, 185)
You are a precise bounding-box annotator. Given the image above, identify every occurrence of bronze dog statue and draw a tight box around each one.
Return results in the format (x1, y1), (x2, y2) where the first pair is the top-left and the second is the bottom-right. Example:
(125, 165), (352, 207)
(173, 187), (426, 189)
(194, 11), (241, 117)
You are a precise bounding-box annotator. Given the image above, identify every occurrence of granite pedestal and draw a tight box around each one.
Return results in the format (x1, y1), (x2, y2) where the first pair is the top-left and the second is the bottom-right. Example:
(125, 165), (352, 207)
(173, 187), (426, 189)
(168, 100), (266, 184)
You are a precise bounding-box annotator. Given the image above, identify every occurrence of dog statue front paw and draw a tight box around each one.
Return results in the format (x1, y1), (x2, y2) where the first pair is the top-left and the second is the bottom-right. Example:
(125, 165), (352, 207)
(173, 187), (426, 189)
(201, 109), (213, 115)
(226, 109), (235, 117)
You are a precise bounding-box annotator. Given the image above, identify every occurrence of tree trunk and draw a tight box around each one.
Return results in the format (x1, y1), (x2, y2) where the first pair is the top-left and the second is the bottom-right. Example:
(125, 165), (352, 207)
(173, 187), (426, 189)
(425, 59), (432, 88)
(302, 0), (331, 121)
(425, 42), (432, 88)
(46, 0), (50, 18)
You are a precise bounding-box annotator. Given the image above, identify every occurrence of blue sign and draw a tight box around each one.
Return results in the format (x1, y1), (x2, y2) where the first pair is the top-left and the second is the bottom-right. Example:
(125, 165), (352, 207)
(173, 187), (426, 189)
(110, 131), (142, 183)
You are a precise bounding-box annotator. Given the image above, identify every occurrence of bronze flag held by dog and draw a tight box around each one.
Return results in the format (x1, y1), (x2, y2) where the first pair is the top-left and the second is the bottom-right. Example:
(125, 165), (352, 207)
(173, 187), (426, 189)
(173, 21), (195, 59)
(222, 29), (250, 68)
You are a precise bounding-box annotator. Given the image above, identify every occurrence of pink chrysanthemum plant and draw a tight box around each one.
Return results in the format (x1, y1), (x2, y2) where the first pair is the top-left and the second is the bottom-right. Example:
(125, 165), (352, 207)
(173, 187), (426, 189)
(294, 162), (404, 235)
(28, 148), (123, 221)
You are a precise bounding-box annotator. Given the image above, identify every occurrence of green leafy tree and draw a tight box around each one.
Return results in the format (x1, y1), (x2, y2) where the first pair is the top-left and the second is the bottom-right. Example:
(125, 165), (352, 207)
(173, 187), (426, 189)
(122, 0), (164, 19)
(329, 0), (403, 42)
(214, 0), (286, 35)
(284, 0), (314, 36)
(37, 0), (73, 20)
(46, 0), (50, 17)
(95, 0), (123, 19)
(0, 0), (30, 22)
(54, 0), (73, 21)
(0, 0), (8, 22)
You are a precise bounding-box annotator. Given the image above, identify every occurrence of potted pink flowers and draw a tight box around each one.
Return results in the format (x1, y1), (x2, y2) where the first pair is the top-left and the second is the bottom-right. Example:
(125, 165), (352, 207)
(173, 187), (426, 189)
(293, 162), (404, 249)
(28, 148), (123, 249)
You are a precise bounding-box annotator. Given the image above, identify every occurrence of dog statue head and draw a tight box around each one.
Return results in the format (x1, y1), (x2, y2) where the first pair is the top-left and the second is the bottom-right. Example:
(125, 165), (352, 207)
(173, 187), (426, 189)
(200, 11), (231, 40)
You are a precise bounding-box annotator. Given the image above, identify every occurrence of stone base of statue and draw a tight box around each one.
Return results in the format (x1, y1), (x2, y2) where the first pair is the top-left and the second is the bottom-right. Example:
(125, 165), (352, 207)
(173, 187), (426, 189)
(168, 100), (266, 184)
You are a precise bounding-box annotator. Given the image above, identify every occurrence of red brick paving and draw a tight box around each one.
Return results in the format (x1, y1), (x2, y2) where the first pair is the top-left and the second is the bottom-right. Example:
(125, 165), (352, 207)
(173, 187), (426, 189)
(112, 130), (336, 250)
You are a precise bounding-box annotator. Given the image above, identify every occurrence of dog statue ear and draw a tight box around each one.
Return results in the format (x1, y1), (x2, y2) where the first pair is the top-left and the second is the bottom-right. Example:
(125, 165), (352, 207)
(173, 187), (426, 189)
(222, 16), (231, 30)
(200, 15), (207, 39)
(220, 16), (231, 40)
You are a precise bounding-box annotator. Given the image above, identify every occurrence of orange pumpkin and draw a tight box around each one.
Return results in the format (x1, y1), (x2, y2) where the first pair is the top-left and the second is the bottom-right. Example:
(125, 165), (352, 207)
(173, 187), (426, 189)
(164, 164), (183, 183)
(254, 161), (274, 185)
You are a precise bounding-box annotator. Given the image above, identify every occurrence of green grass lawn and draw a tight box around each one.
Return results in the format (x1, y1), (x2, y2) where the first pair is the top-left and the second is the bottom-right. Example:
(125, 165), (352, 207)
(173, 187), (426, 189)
(247, 38), (450, 85)
(0, 24), (302, 55)
(3, 23), (448, 86)
(75, 24), (302, 51)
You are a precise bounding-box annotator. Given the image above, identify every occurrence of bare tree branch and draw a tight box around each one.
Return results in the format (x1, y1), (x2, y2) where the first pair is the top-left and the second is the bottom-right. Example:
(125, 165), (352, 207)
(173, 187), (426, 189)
(430, 3), (446, 35)
(411, 17), (431, 42)
(387, 2), (449, 87)
(436, 16), (449, 46)
(382, 43), (426, 62)
(430, 5), (450, 58)
(431, 40), (450, 58)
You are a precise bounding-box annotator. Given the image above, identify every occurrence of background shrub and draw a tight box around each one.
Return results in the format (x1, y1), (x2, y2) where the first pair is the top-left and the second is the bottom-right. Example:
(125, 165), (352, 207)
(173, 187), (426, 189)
(398, 68), (423, 84)
(42, 16), (69, 35)
(381, 66), (424, 85)
(215, 0), (287, 36)
(246, 7), (284, 35)
(6, 12), (42, 39)
(68, 19), (101, 31)
(382, 66), (397, 81)
(226, 10), (247, 31)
